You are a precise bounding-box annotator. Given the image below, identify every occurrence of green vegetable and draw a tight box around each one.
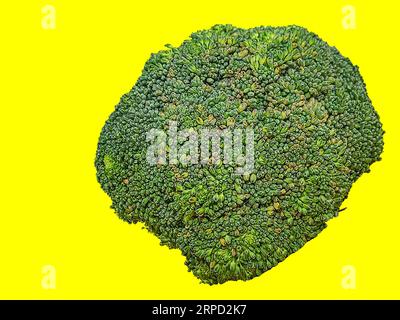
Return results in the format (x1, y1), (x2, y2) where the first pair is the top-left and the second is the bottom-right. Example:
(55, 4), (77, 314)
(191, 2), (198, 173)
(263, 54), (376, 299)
(95, 24), (384, 284)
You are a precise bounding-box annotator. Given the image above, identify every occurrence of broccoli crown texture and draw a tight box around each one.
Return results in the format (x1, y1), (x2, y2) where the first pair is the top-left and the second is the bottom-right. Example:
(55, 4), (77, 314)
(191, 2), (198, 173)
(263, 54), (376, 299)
(95, 25), (384, 284)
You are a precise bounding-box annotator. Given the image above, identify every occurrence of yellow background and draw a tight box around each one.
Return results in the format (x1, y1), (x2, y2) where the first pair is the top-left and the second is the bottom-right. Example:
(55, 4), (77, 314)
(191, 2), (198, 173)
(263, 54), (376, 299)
(0, 0), (399, 299)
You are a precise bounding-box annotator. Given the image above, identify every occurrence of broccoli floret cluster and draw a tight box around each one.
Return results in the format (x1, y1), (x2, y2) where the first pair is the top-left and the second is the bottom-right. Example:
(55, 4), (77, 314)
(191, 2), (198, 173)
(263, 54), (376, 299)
(95, 25), (384, 284)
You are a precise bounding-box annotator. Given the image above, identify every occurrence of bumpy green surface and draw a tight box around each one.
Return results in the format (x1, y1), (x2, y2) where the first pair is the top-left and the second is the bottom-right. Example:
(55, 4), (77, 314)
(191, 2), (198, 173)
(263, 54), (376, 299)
(95, 25), (384, 284)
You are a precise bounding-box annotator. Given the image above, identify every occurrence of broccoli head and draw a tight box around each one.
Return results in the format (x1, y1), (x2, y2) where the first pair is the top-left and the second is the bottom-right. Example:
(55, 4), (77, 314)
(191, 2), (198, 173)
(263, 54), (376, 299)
(95, 25), (384, 284)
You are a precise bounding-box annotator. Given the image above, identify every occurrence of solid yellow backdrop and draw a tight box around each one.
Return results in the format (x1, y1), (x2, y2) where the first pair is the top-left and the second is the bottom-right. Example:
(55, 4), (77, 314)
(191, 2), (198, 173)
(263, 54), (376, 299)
(0, 0), (398, 299)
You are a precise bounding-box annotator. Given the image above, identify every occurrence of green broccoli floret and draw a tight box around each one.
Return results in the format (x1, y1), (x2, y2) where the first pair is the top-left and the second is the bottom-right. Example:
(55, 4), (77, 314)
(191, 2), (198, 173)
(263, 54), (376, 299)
(95, 24), (384, 284)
